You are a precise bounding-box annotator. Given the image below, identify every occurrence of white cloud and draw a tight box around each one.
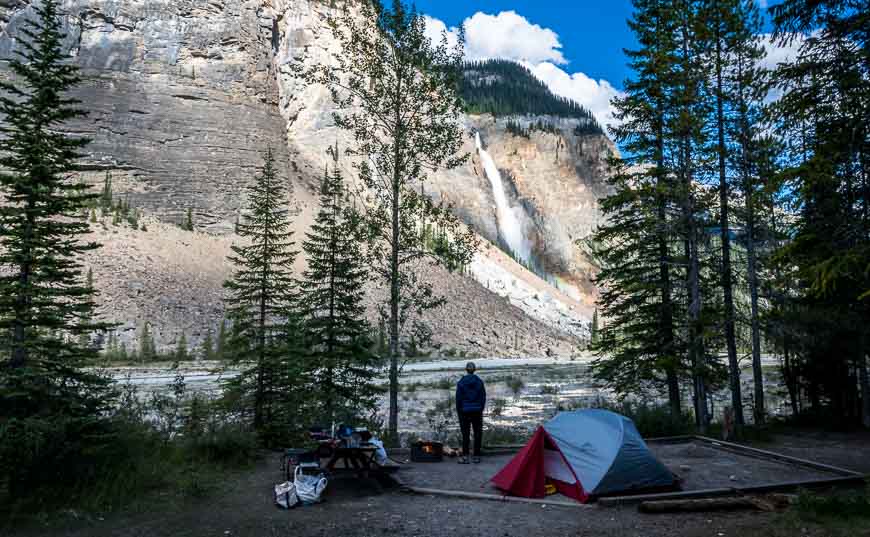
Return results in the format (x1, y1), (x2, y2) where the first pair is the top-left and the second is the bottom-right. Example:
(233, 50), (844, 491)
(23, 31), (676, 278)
(522, 62), (623, 131)
(462, 11), (567, 65)
(760, 33), (804, 71)
(424, 11), (623, 131)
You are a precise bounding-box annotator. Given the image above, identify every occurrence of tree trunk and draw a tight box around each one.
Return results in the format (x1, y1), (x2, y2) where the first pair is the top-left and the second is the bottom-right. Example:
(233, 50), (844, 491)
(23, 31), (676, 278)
(388, 77), (404, 444)
(745, 197), (765, 424)
(689, 235), (708, 434)
(659, 171), (680, 417)
(10, 210), (35, 369)
(859, 337), (870, 428)
(655, 87), (680, 416)
(715, 26), (744, 431)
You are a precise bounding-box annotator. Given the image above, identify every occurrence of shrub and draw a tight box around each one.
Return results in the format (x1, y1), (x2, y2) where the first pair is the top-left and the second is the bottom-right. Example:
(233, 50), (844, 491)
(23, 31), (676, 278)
(796, 489), (870, 520)
(434, 376), (456, 391)
(484, 425), (529, 446)
(539, 384), (560, 395)
(573, 398), (695, 438)
(489, 397), (508, 418)
(505, 376), (525, 398)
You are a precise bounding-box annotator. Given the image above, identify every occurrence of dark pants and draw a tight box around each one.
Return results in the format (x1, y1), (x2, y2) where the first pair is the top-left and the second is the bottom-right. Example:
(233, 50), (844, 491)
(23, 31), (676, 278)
(459, 411), (483, 456)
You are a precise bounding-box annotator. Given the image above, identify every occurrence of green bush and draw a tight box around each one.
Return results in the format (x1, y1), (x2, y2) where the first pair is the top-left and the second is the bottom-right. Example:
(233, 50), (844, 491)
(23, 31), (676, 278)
(1, 378), (259, 519)
(434, 375), (456, 391)
(796, 489), (870, 520)
(505, 376), (525, 398)
(539, 384), (560, 395)
(484, 425), (529, 446)
(573, 398), (695, 438)
(489, 397), (508, 418)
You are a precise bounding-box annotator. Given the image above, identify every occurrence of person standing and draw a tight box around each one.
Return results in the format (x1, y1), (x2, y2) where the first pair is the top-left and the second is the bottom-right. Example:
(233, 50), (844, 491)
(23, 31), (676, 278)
(456, 362), (486, 464)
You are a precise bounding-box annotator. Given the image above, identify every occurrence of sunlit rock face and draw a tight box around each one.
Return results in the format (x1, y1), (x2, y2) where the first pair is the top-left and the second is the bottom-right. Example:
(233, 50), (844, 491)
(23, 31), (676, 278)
(0, 1), (609, 346)
(0, 0), (293, 232)
(268, 2), (615, 301)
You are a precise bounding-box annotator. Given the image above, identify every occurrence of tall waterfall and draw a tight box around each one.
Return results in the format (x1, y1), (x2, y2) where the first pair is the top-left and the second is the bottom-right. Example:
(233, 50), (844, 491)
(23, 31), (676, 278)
(475, 132), (531, 264)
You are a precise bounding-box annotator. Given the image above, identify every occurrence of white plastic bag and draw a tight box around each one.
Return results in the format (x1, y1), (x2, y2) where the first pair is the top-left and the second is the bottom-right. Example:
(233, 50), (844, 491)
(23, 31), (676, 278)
(370, 438), (388, 466)
(274, 481), (298, 509)
(294, 466), (328, 505)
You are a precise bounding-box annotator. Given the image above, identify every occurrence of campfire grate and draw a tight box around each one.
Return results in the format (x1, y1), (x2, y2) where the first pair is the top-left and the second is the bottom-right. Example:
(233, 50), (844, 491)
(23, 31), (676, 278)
(411, 441), (444, 462)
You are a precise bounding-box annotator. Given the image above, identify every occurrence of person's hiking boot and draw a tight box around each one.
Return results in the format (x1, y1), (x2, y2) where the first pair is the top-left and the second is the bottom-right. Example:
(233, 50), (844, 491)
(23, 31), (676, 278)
(458, 456), (470, 464)
(472, 457), (481, 464)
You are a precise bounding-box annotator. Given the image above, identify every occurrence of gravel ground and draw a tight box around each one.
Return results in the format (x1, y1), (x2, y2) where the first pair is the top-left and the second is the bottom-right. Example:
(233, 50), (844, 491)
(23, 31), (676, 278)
(396, 440), (839, 495)
(7, 433), (870, 537)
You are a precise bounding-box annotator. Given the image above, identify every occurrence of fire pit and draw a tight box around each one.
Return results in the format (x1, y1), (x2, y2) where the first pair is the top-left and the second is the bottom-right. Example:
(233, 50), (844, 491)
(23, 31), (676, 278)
(411, 441), (444, 462)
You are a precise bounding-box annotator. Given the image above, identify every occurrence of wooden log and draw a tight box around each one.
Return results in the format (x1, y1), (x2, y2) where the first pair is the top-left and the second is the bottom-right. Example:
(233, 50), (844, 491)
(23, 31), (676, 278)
(599, 474), (867, 506)
(638, 496), (780, 514)
(403, 486), (594, 508)
(691, 436), (863, 477)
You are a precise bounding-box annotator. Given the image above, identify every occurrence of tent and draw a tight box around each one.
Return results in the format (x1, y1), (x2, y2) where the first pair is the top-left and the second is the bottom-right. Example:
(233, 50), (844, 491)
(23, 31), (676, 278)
(491, 409), (677, 503)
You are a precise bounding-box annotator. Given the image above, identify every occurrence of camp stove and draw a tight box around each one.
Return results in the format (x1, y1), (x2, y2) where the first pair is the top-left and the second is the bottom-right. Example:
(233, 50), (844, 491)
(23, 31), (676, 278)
(411, 441), (444, 462)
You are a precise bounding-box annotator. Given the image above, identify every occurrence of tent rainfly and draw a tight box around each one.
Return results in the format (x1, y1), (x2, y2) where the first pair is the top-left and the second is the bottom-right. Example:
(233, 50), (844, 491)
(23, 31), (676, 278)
(491, 409), (677, 503)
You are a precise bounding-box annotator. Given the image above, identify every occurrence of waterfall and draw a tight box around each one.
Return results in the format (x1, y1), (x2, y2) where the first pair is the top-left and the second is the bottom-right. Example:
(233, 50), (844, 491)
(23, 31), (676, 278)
(475, 132), (531, 264)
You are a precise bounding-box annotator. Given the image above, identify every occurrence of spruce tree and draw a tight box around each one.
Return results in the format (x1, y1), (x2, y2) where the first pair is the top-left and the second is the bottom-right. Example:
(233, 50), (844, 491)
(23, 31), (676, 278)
(200, 329), (216, 361)
(295, 0), (479, 441)
(139, 321), (155, 362)
(184, 207), (194, 232)
(298, 164), (380, 425)
(0, 0), (114, 493)
(101, 171), (113, 210)
(592, 0), (685, 415)
(216, 317), (228, 361)
(770, 0), (870, 427)
(175, 332), (189, 362)
(672, 0), (714, 432)
(222, 147), (300, 442)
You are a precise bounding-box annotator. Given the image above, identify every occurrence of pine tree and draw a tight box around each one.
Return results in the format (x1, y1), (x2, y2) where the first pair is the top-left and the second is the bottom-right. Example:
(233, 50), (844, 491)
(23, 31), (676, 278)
(100, 171), (113, 210)
(139, 321), (155, 362)
(222, 147), (300, 442)
(183, 207), (194, 231)
(295, 0), (479, 442)
(175, 332), (189, 362)
(592, 0), (685, 415)
(0, 0), (114, 494)
(770, 0), (870, 427)
(216, 317), (228, 361)
(672, 0), (714, 432)
(298, 164), (380, 424)
(200, 329), (216, 361)
(590, 308), (599, 346)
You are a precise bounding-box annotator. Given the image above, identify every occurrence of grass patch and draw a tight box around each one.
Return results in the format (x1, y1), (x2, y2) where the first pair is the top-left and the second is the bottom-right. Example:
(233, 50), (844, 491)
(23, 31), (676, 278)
(796, 488), (870, 520)
(1, 382), (260, 528)
(767, 489), (870, 537)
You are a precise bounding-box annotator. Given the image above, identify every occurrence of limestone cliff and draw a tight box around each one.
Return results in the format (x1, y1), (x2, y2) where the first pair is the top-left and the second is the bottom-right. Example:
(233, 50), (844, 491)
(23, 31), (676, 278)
(0, 0), (293, 232)
(0, 0), (610, 354)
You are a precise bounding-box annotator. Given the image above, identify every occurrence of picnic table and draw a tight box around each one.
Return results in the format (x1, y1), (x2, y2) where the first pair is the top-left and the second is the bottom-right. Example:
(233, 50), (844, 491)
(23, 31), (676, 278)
(324, 445), (381, 479)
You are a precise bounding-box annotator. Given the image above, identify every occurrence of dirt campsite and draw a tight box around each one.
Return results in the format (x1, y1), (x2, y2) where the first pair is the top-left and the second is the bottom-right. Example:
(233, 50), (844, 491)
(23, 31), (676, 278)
(5, 428), (869, 537)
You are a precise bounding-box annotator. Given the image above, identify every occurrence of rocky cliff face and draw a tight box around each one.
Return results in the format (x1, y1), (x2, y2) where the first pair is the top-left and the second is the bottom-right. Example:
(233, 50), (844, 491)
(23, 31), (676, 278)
(0, 0), (609, 352)
(0, 0), (293, 232)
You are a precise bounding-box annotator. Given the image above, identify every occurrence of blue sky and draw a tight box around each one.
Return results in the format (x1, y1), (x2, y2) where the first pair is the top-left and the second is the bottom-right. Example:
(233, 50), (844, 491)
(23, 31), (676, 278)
(416, 1), (790, 131)
(414, 0), (637, 88)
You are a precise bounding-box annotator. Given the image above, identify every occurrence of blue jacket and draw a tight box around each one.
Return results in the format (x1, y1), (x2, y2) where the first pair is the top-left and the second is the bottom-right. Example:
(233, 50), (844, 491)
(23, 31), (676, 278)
(456, 374), (486, 414)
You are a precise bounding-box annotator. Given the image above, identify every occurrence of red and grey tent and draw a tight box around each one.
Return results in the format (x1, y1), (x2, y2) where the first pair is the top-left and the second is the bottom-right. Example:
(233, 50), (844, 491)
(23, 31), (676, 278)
(491, 409), (677, 503)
